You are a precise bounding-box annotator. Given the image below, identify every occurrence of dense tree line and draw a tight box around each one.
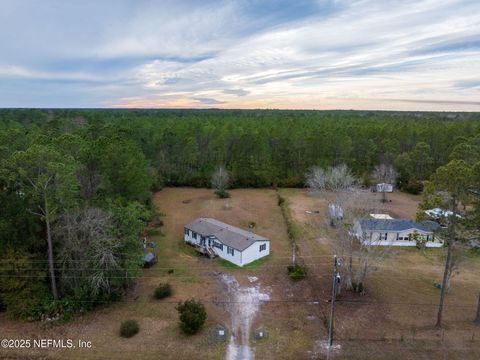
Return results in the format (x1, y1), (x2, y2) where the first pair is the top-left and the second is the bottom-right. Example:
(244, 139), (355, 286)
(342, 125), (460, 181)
(1, 108), (480, 319)
(0, 114), (152, 319)
(2, 109), (480, 188)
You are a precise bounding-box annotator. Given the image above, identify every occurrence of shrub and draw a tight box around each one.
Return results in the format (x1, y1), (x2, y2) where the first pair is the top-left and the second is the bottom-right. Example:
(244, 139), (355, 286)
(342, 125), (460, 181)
(214, 190), (230, 198)
(416, 238), (427, 250)
(176, 299), (207, 334)
(352, 282), (364, 294)
(403, 179), (424, 194)
(154, 283), (172, 299)
(287, 263), (306, 280)
(120, 320), (139, 338)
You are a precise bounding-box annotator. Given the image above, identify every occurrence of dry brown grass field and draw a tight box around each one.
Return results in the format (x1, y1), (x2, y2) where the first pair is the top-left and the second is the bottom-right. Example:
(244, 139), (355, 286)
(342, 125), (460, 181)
(1, 187), (480, 359)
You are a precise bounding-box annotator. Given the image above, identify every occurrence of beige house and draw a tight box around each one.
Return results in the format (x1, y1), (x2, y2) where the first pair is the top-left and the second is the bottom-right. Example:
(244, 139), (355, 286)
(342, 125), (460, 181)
(353, 218), (443, 247)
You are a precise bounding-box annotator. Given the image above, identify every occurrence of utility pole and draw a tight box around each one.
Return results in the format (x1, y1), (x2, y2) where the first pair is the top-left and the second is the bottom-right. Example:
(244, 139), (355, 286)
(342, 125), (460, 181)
(467, 190), (480, 327)
(328, 255), (341, 347)
(474, 292), (480, 326)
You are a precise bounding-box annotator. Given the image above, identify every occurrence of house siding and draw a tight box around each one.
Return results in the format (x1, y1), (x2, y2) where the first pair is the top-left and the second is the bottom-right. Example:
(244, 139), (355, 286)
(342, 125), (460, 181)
(240, 240), (270, 266)
(353, 220), (443, 248)
(184, 228), (270, 266)
(184, 228), (201, 246)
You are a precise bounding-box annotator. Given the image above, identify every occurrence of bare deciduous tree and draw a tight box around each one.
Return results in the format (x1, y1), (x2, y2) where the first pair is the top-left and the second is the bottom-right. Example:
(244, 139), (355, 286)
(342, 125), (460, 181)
(305, 166), (326, 192)
(211, 165), (230, 198)
(373, 163), (398, 203)
(306, 164), (388, 292)
(305, 164), (355, 193)
(54, 208), (121, 296)
(335, 190), (390, 293)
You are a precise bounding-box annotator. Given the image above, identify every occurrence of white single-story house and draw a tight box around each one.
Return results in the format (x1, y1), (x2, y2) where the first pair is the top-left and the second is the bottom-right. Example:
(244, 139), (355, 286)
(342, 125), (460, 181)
(184, 218), (270, 267)
(352, 218), (443, 247)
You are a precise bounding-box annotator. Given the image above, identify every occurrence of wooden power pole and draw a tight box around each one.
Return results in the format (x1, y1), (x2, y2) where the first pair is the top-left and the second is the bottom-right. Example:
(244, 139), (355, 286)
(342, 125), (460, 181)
(475, 292), (480, 326)
(328, 255), (340, 347)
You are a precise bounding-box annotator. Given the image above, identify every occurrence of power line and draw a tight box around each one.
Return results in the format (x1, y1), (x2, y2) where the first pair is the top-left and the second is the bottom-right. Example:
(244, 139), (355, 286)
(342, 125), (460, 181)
(0, 251), (454, 263)
(0, 296), (477, 308)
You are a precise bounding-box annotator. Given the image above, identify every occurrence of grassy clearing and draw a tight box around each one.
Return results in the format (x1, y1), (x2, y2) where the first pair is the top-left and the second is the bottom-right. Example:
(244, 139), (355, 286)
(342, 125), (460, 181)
(217, 255), (270, 269)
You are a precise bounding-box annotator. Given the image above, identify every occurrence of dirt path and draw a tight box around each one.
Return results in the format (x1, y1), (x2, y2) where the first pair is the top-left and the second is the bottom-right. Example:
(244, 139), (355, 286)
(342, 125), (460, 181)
(220, 274), (270, 360)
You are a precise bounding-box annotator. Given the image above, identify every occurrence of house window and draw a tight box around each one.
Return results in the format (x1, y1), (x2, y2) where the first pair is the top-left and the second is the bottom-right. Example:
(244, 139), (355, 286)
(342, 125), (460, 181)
(192, 232), (197, 240)
(213, 241), (223, 251)
(184, 228), (189, 236)
(227, 246), (235, 256)
(380, 233), (388, 240)
(259, 244), (267, 252)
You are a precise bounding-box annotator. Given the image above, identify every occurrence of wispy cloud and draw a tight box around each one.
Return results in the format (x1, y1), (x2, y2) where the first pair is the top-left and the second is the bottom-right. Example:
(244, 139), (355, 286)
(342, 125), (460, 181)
(192, 97), (225, 105)
(0, 0), (479, 110)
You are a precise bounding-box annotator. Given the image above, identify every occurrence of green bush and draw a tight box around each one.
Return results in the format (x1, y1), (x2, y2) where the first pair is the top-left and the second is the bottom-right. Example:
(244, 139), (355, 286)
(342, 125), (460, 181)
(176, 299), (207, 334)
(215, 190), (230, 198)
(287, 264), (306, 280)
(120, 320), (140, 338)
(154, 283), (172, 299)
(403, 179), (424, 194)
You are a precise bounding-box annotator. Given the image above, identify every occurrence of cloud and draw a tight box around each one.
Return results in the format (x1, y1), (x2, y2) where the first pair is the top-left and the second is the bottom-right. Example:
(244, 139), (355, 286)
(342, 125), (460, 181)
(192, 97), (225, 105)
(223, 88), (250, 96)
(0, 0), (479, 110)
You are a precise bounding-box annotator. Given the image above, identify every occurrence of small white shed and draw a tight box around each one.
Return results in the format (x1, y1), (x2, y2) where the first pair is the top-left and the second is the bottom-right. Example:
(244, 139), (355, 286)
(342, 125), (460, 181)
(376, 183), (393, 193)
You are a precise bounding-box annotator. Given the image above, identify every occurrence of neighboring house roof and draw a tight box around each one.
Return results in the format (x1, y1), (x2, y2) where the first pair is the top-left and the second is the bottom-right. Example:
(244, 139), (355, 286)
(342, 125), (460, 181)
(356, 218), (440, 233)
(185, 218), (269, 251)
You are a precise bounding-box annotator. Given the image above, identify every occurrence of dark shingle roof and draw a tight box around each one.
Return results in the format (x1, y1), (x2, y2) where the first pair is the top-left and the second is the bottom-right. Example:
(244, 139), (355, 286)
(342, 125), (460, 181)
(357, 218), (439, 233)
(184, 218), (269, 251)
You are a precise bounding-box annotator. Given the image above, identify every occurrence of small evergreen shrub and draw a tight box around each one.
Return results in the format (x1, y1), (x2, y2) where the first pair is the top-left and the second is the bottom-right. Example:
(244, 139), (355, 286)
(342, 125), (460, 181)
(120, 320), (139, 338)
(215, 190), (230, 198)
(287, 264), (306, 280)
(154, 283), (172, 299)
(176, 299), (207, 334)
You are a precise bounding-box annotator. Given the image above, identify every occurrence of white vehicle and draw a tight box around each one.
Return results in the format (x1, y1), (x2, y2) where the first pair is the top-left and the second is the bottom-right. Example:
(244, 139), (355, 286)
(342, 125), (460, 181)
(424, 208), (462, 219)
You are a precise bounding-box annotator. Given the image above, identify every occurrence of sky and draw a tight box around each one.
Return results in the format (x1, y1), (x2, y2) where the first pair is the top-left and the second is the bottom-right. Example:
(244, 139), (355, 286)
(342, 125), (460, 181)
(0, 0), (479, 111)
